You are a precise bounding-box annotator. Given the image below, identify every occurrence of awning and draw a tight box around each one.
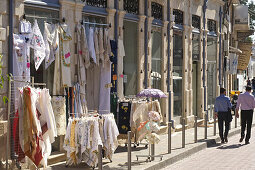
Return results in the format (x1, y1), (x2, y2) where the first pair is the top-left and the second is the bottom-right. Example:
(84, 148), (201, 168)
(229, 46), (242, 54)
(237, 42), (252, 70)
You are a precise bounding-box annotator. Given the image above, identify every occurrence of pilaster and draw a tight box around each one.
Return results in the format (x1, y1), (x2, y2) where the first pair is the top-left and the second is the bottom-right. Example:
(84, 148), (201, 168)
(147, 16), (154, 88)
(117, 10), (126, 99)
(137, 15), (146, 93)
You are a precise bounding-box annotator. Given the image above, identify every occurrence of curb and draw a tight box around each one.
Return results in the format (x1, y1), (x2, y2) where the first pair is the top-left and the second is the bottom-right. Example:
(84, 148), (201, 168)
(144, 124), (254, 170)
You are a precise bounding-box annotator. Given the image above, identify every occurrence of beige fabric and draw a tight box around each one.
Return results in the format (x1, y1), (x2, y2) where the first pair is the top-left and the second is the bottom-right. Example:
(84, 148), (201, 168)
(98, 28), (105, 67)
(52, 96), (66, 136)
(94, 28), (100, 65)
(103, 29), (111, 64)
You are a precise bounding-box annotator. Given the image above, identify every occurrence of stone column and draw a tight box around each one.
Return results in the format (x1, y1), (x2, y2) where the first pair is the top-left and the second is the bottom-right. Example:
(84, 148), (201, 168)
(117, 10), (126, 99)
(106, 8), (116, 41)
(161, 20), (169, 124)
(147, 16), (154, 88)
(137, 15), (146, 93)
(60, 0), (84, 84)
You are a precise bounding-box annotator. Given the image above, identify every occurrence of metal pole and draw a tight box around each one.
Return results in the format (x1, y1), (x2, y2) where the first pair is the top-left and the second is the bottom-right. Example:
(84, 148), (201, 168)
(194, 116), (198, 143)
(6, 78), (12, 170)
(214, 112), (216, 136)
(234, 110), (237, 128)
(8, 0), (14, 75)
(144, 0), (148, 88)
(114, 0), (119, 94)
(205, 111), (208, 139)
(128, 131), (131, 170)
(182, 118), (185, 148)
(151, 144), (155, 161)
(168, 122), (172, 153)
(219, 7), (223, 87)
(98, 145), (103, 170)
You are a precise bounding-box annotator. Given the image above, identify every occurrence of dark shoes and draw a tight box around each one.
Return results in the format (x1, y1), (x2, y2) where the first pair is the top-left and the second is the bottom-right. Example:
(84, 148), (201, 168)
(224, 137), (228, 143)
(239, 137), (244, 143)
(245, 141), (250, 145)
(221, 140), (225, 144)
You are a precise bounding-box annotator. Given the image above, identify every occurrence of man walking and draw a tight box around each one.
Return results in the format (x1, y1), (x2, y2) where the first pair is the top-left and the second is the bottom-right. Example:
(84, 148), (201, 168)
(215, 88), (232, 143)
(236, 86), (255, 144)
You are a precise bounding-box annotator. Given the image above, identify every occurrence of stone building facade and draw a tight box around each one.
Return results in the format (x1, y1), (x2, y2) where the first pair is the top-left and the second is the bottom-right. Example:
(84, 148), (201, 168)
(1, 0), (248, 162)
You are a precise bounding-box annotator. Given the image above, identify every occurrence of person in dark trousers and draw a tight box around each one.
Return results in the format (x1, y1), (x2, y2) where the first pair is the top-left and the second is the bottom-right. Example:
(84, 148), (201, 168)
(214, 88), (232, 143)
(252, 77), (255, 90)
(236, 86), (255, 144)
(247, 78), (251, 86)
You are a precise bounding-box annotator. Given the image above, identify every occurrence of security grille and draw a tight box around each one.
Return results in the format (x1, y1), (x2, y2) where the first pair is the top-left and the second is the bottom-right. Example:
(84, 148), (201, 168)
(173, 9), (183, 25)
(86, 0), (107, 8)
(124, 0), (139, 15)
(151, 2), (163, 20)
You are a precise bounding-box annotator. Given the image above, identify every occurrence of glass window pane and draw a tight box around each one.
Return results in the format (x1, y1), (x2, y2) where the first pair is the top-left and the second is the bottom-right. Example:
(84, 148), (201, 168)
(173, 32), (183, 117)
(24, 7), (59, 94)
(123, 21), (138, 96)
(151, 27), (162, 90)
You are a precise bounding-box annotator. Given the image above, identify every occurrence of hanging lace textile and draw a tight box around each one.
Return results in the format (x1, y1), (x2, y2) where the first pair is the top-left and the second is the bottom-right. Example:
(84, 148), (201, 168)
(18, 86), (57, 167)
(63, 113), (119, 168)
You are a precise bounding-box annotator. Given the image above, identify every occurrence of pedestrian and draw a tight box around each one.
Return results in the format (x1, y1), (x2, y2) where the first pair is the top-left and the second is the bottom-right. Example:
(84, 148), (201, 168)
(236, 86), (255, 144)
(252, 77), (255, 90)
(214, 88), (232, 143)
(247, 77), (251, 86)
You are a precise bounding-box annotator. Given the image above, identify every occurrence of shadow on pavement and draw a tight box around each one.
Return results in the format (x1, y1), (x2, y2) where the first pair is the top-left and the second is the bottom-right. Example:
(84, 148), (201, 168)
(217, 144), (243, 149)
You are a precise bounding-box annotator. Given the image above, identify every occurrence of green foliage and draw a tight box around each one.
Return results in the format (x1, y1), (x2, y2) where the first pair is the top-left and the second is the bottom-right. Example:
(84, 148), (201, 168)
(0, 54), (9, 105)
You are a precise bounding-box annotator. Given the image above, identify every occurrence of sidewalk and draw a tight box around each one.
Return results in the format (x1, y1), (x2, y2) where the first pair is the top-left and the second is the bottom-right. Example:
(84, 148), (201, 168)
(35, 117), (247, 170)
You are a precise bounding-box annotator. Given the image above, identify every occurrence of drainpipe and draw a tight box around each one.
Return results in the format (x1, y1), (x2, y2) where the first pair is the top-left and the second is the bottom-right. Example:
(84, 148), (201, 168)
(219, 7), (223, 88)
(167, 0), (172, 122)
(8, 0), (14, 75)
(144, 0), (148, 89)
(114, 0), (119, 94)
(203, 0), (208, 112)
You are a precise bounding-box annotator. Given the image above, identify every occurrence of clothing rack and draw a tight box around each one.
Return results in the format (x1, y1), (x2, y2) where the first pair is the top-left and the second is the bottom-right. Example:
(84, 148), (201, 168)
(6, 76), (47, 170)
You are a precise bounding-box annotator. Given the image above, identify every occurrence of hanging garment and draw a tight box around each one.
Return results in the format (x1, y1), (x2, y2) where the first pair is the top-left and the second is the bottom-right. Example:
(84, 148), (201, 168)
(99, 60), (111, 114)
(103, 28), (111, 65)
(52, 26), (62, 95)
(86, 64), (100, 110)
(51, 96), (67, 136)
(36, 88), (57, 167)
(76, 24), (86, 88)
(13, 34), (31, 111)
(98, 28), (105, 66)
(81, 25), (90, 68)
(30, 20), (46, 70)
(117, 39), (125, 98)
(44, 23), (58, 69)
(60, 24), (72, 87)
(20, 87), (43, 167)
(94, 28), (100, 65)
(19, 20), (32, 34)
(88, 28), (97, 64)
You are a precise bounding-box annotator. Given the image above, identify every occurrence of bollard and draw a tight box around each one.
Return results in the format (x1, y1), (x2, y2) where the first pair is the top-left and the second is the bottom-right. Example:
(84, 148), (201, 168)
(205, 111), (208, 139)
(182, 118), (185, 148)
(128, 131), (131, 170)
(234, 110), (237, 128)
(213, 112), (216, 136)
(168, 122), (172, 153)
(194, 116), (197, 143)
(98, 145), (103, 170)
(151, 144), (155, 161)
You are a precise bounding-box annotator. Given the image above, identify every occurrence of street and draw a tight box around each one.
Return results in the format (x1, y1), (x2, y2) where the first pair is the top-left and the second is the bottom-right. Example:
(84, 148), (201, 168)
(162, 127), (255, 170)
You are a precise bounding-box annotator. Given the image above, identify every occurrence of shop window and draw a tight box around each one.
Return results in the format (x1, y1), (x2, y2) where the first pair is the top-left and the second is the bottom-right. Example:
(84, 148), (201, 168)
(173, 32), (183, 117)
(24, 7), (59, 94)
(123, 21), (138, 96)
(192, 15), (200, 30)
(86, 0), (107, 8)
(207, 19), (217, 33)
(173, 9), (183, 25)
(151, 2), (163, 20)
(207, 36), (217, 119)
(192, 33), (200, 61)
(151, 27), (162, 90)
(124, 0), (139, 15)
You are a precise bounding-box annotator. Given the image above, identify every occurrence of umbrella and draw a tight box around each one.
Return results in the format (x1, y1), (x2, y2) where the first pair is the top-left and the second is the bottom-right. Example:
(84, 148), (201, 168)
(137, 88), (167, 98)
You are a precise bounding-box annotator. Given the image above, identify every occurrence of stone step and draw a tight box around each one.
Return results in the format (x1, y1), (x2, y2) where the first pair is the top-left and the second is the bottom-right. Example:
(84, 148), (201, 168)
(47, 152), (66, 166)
